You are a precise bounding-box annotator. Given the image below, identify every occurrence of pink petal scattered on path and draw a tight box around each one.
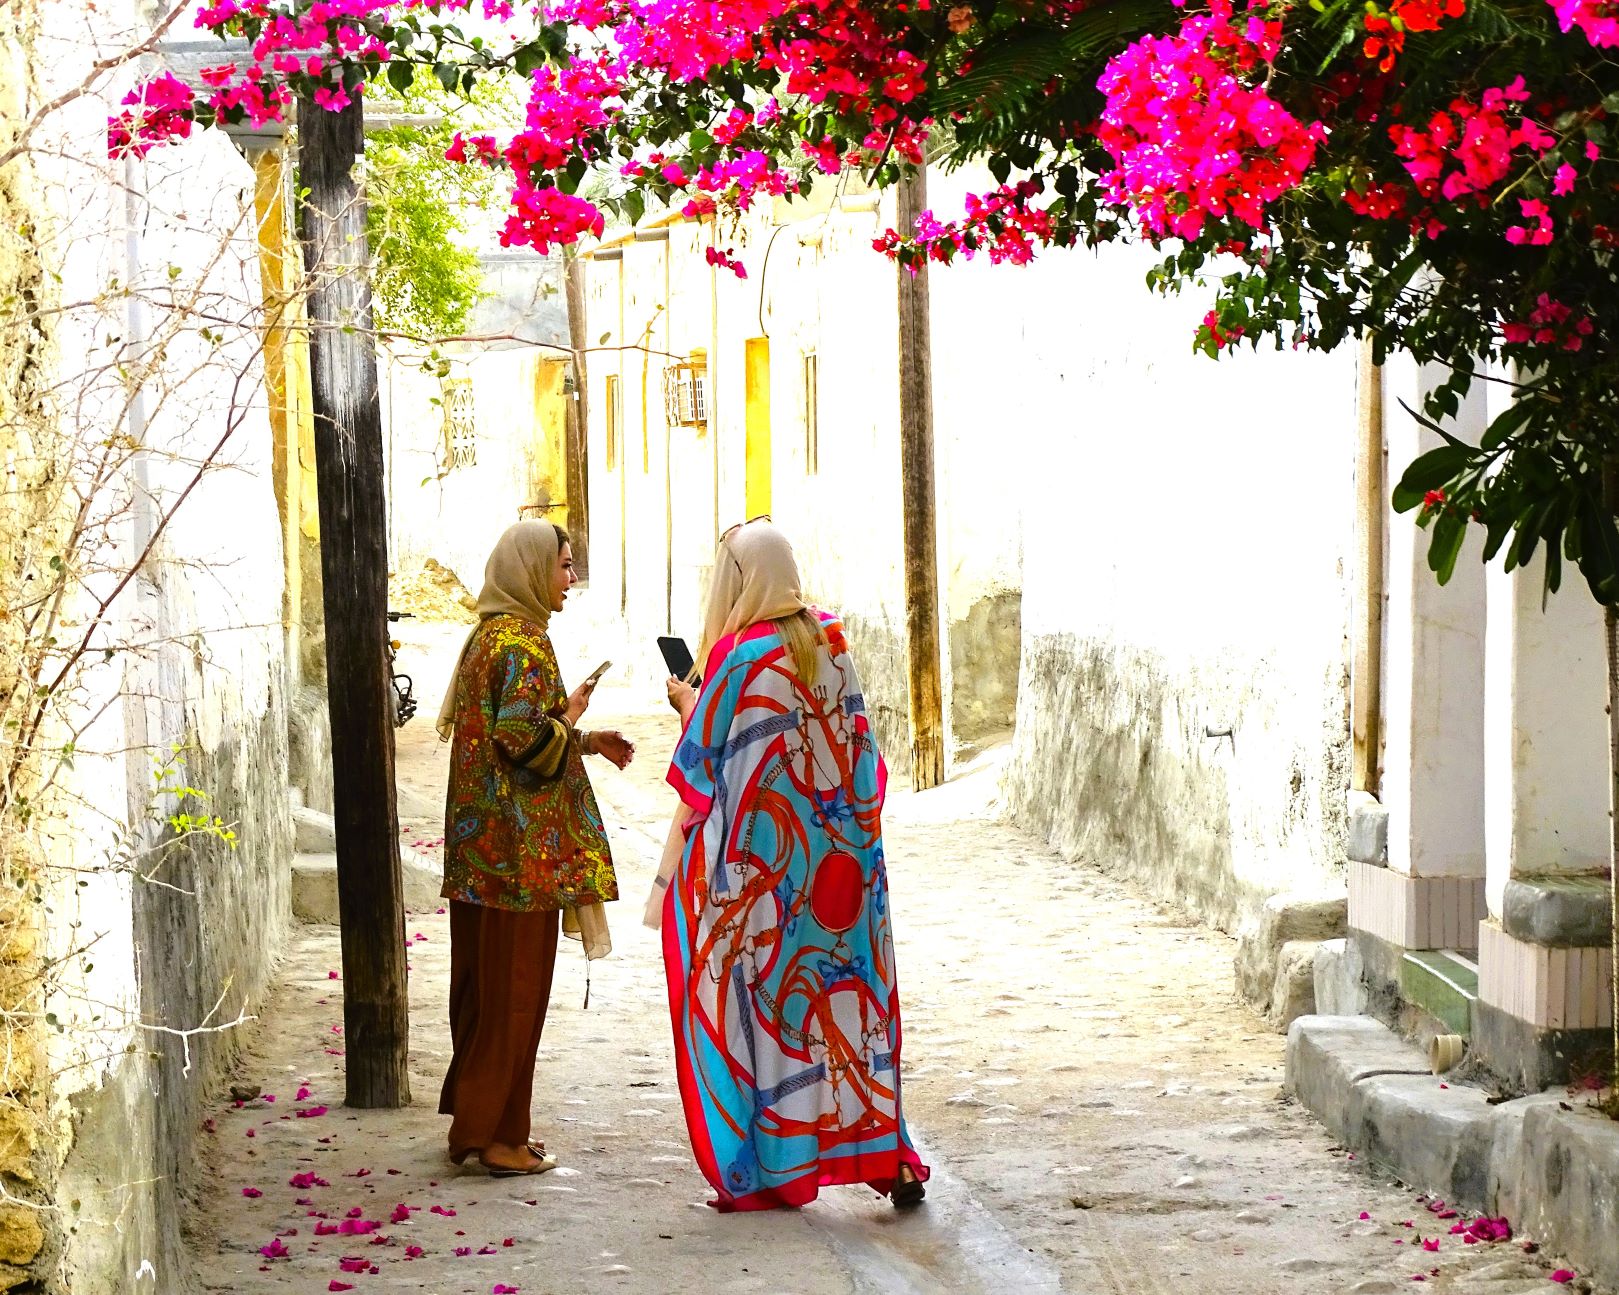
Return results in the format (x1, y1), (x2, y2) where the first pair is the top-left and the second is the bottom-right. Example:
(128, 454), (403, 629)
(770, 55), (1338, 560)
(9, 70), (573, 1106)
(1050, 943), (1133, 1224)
(405, 1245), (424, 1259)
(297, 1086), (312, 1100)
(241, 1187), (262, 1198)
(259, 1239), (289, 1260)
(1551, 1272), (1576, 1284)
(430, 1205), (457, 1217)
(328, 970), (339, 979)
(1359, 1212), (1371, 1220)
(493, 1286), (521, 1294)
(328, 1285), (353, 1293)
(390, 1204), (413, 1224)
(455, 1246), (472, 1257)
(339, 1257), (369, 1273)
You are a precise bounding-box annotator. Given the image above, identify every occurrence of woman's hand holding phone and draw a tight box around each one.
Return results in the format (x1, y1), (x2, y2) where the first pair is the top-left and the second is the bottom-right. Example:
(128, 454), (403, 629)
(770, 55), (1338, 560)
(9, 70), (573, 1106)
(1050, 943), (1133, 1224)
(564, 677), (596, 725)
(666, 677), (697, 724)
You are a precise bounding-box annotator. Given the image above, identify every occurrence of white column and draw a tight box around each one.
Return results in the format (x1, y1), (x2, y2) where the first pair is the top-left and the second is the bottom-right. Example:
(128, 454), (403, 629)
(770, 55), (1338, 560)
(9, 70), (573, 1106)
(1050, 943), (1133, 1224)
(1483, 555), (1609, 919)
(1380, 355), (1488, 880)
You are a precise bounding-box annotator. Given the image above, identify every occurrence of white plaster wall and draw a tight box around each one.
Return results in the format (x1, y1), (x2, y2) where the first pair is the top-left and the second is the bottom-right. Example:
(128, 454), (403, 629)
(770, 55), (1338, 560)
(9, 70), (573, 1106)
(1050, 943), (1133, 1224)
(383, 346), (564, 590)
(999, 233), (1357, 928)
(24, 11), (293, 1287)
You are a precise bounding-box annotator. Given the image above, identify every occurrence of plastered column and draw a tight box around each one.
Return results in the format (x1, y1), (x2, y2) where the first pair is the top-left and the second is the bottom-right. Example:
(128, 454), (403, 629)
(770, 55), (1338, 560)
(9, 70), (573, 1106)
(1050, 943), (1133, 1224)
(1380, 355), (1487, 880)
(1483, 557), (1608, 919)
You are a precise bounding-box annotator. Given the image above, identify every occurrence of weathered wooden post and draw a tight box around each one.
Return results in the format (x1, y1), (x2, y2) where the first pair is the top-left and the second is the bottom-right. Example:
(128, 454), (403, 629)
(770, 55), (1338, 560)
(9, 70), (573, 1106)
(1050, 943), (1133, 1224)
(895, 167), (946, 790)
(298, 95), (411, 1108)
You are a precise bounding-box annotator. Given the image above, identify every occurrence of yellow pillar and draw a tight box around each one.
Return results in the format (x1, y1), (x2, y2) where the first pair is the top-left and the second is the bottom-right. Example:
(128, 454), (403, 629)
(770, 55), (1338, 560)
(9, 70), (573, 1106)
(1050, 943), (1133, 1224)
(252, 145), (321, 681)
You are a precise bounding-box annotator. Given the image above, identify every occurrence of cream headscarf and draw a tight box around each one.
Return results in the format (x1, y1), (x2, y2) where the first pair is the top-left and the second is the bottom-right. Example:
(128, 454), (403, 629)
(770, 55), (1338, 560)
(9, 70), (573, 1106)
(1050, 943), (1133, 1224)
(436, 520), (562, 740)
(695, 520), (809, 676)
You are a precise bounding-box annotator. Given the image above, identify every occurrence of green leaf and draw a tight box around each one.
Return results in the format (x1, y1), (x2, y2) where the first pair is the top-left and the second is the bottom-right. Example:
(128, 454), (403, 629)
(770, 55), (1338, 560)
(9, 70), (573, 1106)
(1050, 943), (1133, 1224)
(514, 43), (546, 77)
(622, 188), (645, 226)
(1480, 398), (1535, 451)
(387, 61), (414, 94)
(1428, 511), (1467, 584)
(433, 62), (458, 93)
(1392, 444), (1469, 512)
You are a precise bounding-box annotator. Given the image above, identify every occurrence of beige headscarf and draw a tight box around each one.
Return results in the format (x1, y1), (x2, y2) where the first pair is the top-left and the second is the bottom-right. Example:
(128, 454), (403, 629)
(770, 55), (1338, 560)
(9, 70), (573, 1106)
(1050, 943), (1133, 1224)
(695, 520), (809, 675)
(436, 520), (562, 739)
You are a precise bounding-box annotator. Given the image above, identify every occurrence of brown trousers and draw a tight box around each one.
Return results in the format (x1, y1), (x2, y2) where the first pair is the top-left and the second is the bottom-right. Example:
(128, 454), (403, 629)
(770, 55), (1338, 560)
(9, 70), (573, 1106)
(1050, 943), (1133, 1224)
(439, 901), (560, 1158)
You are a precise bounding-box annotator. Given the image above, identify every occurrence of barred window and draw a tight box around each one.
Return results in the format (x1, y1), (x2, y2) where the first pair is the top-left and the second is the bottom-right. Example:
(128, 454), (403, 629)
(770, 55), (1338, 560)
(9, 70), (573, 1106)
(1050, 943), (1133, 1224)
(442, 377), (477, 469)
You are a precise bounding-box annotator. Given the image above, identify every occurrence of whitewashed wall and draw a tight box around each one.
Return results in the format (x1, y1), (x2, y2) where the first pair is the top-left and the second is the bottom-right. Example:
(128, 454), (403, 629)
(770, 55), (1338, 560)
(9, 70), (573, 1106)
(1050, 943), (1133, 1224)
(995, 230), (1358, 931)
(25, 12), (293, 1289)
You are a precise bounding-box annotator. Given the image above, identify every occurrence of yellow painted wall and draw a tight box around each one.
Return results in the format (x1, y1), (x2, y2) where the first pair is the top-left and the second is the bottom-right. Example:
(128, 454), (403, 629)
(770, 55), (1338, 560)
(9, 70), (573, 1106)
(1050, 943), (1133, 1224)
(744, 337), (771, 518)
(251, 147), (320, 678)
(524, 355), (572, 529)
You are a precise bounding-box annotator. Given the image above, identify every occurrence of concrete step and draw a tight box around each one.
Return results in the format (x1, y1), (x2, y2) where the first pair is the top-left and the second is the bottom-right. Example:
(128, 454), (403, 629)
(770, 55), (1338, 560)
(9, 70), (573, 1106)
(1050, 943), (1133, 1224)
(1287, 1014), (1619, 1288)
(292, 805), (336, 854)
(1400, 949), (1478, 1038)
(291, 848), (441, 924)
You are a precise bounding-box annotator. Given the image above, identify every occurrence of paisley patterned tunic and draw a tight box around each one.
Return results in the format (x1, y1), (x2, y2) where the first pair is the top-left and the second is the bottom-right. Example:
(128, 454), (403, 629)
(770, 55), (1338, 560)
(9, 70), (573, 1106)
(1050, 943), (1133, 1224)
(663, 611), (927, 1211)
(442, 614), (617, 914)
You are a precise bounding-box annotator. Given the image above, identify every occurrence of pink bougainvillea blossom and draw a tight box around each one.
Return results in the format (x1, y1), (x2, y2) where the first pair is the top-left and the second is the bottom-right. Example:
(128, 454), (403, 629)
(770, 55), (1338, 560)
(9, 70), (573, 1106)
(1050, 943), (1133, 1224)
(500, 187), (606, 254)
(1096, 2), (1320, 239)
(704, 246), (748, 278)
(1549, 0), (1619, 46)
(107, 72), (196, 158)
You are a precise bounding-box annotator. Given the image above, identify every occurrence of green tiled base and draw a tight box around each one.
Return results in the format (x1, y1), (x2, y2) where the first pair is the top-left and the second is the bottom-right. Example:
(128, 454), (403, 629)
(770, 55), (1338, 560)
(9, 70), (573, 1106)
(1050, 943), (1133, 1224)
(1400, 950), (1479, 1038)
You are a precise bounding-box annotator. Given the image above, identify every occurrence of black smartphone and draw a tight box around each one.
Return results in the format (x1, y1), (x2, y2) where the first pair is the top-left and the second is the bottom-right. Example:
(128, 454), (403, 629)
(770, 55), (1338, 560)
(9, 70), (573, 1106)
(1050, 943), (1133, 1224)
(658, 636), (697, 684)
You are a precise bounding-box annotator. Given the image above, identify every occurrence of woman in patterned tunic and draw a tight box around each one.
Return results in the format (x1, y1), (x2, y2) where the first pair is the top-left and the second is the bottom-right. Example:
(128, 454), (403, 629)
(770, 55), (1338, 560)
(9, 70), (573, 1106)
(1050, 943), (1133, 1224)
(659, 519), (929, 1212)
(435, 520), (633, 1176)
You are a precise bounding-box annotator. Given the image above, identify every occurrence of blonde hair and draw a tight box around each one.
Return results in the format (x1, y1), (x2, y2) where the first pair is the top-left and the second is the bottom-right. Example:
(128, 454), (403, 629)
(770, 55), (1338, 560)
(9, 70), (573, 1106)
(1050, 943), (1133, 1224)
(772, 608), (828, 685)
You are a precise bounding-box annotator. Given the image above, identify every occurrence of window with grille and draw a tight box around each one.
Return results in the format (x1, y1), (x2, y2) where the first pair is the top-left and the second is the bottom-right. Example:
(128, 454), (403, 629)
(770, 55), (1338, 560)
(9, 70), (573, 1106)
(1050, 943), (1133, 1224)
(442, 377), (477, 469)
(663, 359), (708, 429)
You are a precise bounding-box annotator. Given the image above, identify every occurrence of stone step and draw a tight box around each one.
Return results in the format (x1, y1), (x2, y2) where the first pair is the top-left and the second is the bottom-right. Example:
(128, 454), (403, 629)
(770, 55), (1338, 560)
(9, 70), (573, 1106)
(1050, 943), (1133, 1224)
(1287, 1014), (1619, 1288)
(291, 848), (441, 924)
(1400, 948), (1478, 1038)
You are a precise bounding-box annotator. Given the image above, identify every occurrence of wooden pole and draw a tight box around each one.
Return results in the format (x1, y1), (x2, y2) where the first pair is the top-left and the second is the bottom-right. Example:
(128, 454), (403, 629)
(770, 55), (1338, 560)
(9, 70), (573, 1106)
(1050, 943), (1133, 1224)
(896, 168), (945, 791)
(298, 95), (411, 1109)
(1352, 340), (1385, 794)
(563, 246), (591, 579)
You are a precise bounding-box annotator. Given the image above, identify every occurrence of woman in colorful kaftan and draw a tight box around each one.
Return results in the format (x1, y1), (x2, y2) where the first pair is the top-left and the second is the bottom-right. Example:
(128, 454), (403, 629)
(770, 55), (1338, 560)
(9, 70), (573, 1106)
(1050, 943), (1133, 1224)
(435, 520), (633, 1176)
(658, 519), (929, 1212)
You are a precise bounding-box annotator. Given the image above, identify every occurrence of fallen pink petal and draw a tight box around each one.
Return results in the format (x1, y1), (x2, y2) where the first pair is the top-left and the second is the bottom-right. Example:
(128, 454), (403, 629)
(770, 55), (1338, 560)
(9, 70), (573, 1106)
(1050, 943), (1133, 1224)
(241, 1187), (262, 1198)
(1551, 1272), (1575, 1284)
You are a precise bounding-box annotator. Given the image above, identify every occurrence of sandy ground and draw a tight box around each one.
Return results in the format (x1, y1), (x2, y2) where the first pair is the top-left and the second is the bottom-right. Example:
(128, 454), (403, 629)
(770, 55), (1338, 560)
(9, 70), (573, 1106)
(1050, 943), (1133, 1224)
(187, 611), (1598, 1295)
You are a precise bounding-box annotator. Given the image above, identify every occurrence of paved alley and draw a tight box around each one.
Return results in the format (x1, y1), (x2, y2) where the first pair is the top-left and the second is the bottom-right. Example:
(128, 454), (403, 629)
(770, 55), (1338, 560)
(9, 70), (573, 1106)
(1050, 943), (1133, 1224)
(188, 622), (1588, 1295)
